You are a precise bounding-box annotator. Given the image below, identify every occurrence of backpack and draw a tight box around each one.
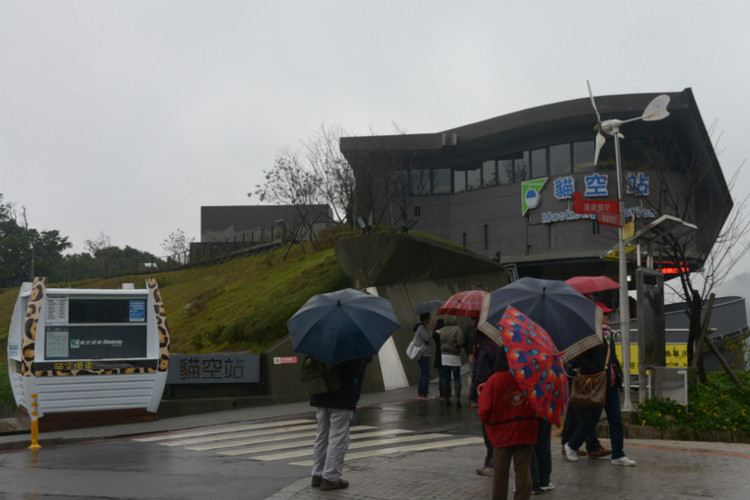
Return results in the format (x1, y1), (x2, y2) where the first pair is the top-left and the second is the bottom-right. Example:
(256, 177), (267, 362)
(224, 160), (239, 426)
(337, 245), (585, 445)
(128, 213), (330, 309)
(300, 356), (342, 395)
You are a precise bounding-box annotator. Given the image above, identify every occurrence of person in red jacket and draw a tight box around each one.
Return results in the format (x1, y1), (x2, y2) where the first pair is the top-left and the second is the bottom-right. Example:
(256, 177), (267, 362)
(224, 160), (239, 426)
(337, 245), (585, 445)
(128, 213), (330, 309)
(478, 349), (538, 500)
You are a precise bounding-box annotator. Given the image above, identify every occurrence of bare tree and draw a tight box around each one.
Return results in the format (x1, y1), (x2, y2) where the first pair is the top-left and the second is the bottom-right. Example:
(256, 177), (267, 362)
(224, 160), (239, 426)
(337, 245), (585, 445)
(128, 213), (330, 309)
(251, 149), (322, 251)
(161, 229), (194, 264)
(304, 122), (355, 224)
(85, 232), (112, 256)
(628, 123), (750, 379)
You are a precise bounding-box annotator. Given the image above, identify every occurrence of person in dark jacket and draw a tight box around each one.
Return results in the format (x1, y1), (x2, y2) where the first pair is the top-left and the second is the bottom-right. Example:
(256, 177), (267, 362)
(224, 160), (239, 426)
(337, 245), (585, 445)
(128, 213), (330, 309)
(470, 331), (499, 476)
(310, 357), (368, 490)
(432, 318), (449, 399)
(563, 306), (636, 467)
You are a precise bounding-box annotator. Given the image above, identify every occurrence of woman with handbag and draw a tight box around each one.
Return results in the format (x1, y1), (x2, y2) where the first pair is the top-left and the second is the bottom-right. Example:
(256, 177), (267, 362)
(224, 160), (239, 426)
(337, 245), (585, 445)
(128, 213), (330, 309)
(562, 304), (636, 467)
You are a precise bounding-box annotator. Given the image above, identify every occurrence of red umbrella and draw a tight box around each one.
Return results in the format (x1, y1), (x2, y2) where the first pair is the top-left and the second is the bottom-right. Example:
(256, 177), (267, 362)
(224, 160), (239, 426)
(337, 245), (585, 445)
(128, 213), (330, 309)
(437, 290), (488, 316)
(495, 304), (569, 427)
(565, 275), (619, 295)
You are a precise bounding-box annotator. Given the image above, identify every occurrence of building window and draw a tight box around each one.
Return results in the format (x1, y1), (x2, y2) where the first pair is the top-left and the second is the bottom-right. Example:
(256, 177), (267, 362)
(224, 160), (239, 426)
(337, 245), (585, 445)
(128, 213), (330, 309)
(531, 148), (547, 178)
(410, 169), (431, 196)
(467, 165), (481, 190)
(432, 168), (451, 194)
(482, 160), (497, 187)
(454, 169), (467, 193)
(498, 159), (514, 184)
(550, 143), (571, 176)
(414, 206), (421, 216)
(462, 232), (467, 247)
(573, 141), (596, 172)
(514, 152), (530, 181)
(483, 224), (489, 250)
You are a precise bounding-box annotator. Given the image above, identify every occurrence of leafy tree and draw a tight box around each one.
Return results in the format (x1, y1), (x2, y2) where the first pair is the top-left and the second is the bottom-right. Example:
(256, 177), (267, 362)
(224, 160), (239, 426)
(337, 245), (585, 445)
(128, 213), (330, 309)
(0, 194), (70, 286)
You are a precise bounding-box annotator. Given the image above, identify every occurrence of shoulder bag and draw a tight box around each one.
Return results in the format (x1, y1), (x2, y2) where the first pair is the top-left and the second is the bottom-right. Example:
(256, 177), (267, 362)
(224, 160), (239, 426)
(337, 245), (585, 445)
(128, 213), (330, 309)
(569, 342), (610, 408)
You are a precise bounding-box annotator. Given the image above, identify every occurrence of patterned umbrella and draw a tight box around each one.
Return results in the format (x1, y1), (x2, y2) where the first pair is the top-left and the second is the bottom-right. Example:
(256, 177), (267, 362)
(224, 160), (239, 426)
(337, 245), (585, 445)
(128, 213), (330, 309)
(565, 275), (620, 295)
(437, 290), (488, 317)
(496, 305), (569, 427)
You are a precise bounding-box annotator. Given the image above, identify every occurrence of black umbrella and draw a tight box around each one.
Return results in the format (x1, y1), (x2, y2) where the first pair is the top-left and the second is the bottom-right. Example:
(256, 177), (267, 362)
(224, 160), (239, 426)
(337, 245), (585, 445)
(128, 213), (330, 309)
(410, 299), (443, 316)
(287, 288), (400, 365)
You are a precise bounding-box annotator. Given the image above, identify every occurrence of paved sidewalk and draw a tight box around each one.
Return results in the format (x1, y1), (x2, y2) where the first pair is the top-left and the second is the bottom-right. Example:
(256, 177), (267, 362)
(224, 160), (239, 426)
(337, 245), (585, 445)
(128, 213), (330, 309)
(2, 385), (749, 500)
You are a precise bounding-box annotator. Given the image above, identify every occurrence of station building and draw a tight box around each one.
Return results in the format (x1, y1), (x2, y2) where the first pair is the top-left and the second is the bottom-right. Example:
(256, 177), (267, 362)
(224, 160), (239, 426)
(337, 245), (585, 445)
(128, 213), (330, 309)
(339, 88), (731, 285)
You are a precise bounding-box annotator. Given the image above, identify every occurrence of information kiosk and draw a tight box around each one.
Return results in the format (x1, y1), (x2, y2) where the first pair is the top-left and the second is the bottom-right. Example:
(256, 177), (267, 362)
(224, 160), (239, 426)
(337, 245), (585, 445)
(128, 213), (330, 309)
(7, 277), (170, 430)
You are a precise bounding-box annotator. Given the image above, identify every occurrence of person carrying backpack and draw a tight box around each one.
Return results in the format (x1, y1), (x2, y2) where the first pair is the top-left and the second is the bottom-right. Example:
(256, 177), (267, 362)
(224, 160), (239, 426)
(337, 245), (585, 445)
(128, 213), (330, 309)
(309, 356), (368, 491)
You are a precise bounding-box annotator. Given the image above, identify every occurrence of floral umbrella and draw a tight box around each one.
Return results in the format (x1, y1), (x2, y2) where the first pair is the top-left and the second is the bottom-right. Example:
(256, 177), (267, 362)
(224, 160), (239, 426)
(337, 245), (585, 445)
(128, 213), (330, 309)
(437, 290), (488, 317)
(496, 304), (569, 427)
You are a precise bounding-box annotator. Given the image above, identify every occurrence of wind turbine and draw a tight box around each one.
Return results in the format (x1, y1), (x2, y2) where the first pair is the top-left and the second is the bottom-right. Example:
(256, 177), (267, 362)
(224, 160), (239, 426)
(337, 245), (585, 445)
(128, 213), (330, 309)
(586, 81), (670, 411)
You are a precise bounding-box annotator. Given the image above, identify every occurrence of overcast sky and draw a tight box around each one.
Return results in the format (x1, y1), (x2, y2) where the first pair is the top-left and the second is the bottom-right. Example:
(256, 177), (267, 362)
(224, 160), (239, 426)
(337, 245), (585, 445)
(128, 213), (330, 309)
(2, 1), (749, 288)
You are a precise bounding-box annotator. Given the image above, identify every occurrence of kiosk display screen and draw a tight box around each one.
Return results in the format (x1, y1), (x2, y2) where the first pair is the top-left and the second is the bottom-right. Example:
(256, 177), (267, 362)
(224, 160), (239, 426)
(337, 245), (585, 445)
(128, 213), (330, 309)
(44, 296), (149, 360)
(69, 298), (147, 323)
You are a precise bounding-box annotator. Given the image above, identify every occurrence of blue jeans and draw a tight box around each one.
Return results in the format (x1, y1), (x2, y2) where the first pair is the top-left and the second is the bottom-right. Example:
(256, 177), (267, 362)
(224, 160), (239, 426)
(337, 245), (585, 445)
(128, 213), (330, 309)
(418, 356), (431, 396)
(567, 385), (625, 459)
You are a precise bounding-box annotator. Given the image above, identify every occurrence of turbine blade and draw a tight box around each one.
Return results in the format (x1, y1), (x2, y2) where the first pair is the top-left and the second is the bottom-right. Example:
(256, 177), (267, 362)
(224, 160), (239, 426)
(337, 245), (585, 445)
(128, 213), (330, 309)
(594, 132), (606, 166)
(587, 80), (602, 124)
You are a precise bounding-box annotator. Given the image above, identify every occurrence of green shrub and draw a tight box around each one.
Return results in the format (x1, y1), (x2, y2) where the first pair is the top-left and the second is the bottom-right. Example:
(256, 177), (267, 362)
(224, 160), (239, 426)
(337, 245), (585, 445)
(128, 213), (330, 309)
(638, 371), (750, 433)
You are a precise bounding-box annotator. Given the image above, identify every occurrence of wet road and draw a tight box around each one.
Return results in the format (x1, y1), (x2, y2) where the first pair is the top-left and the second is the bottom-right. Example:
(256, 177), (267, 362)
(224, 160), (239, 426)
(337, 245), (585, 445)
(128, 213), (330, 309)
(1, 388), (748, 500)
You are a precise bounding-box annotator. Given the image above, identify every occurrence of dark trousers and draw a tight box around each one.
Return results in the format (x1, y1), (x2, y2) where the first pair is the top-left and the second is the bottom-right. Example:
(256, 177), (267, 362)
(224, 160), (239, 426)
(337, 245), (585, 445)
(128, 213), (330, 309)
(493, 444), (533, 500)
(417, 356), (431, 396)
(561, 401), (602, 452)
(531, 418), (551, 490)
(567, 386), (626, 459)
(482, 424), (493, 468)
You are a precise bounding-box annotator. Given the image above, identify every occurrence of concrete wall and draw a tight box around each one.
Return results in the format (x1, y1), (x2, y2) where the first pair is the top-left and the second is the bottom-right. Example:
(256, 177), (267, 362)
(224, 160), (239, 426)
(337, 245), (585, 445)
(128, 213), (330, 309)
(263, 233), (510, 403)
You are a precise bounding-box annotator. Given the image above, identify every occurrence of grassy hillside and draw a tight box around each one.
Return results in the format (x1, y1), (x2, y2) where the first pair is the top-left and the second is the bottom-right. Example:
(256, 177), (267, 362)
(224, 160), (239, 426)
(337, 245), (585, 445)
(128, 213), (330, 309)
(1, 233), (352, 358)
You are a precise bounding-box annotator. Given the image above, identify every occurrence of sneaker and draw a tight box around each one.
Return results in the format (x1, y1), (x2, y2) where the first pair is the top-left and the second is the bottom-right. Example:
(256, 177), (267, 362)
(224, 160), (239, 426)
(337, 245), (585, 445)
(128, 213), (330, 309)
(320, 478), (349, 490)
(540, 483), (555, 492)
(532, 489), (542, 495)
(562, 442), (587, 457)
(475, 466), (493, 476)
(564, 443), (579, 462)
(417, 394), (429, 400)
(611, 456), (637, 467)
(588, 447), (612, 459)
(311, 476), (322, 488)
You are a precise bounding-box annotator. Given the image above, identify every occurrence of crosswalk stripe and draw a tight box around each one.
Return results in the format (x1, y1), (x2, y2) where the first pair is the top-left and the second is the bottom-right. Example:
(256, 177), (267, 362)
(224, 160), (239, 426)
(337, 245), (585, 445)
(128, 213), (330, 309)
(208, 429), (414, 454)
(289, 437), (484, 466)
(161, 424), (319, 446)
(133, 419), (314, 442)
(250, 433), (452, 462)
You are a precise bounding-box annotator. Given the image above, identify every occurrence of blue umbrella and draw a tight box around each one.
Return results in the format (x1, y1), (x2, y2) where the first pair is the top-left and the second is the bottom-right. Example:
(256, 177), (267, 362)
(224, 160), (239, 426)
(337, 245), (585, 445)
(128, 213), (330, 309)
(287, 288), (400, 365)
(477, 277), (603, 361)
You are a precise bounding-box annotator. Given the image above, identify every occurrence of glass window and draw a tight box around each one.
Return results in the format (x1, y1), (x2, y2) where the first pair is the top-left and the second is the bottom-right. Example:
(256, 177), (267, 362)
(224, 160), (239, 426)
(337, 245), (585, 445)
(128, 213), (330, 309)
(454, 169), (466, 193)
(482, 160), (497, 187)
(514, 152), (530, 181)
(531, 148), (547, 178)
(432, 168), (451, 194)
(573, 141), (596, 172)
(390, 169), (409, 197)
(467, 165), (481, 190)
(498, 159), (514, 184)
(550, 143), (571, 176)
(410, 169), (431, 196)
